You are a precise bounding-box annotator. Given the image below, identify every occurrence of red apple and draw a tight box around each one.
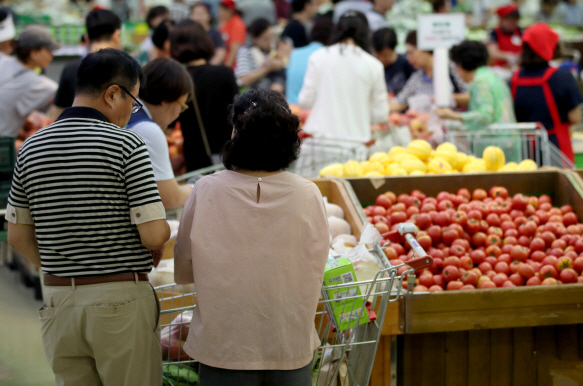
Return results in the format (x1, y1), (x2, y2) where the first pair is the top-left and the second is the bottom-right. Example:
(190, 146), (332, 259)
(443, 256), (461, 268)
(443, 266), (461, 281)
(530, 250), (546, 263)
(518, 263), (535, 279)
(485, 213), (501, 227)
(391, 211), (408, 225)
(461, 271), (478, 286)
(415, 213), (432, 230)
(397, 194), (409, 204)
(437, 200), (454, 212)
(460, 256), (473, 270)
(503, 236), (518, 246)
(494, 261), (510, 275)
(561, 204), (573, 214)
(470, 250), (486, 265)
(458, 188), (471, 199)
(485, 234), (502, 247)
(540, 265), (559, 279)
(526, 276), (541, 286)
(472, 189), (487, 200)
(502, 280), (516, 288)
(510, 245), (529, 262)
(452, 211), (468, 226)
(434, 212), (451, 227)
(485, 256), (498, 266)
(485, 245), (502, 258)
(509, 273), (524, 286)
(375, 195), (392, 209)
(392, 243), (405, 256)
(519, 221), (537, 237)
(560, 268), (578, 283)
(573, 257), (583, 273)
(518, 236), (531, 247)
(452, 239), (470, 251)
(466, 219), (481, 234)
(441, 228), (458, 246)
(549, 248), (564, 258)
(449, 244), (466, 258)
(563, 212), (578, 226)
(512, 194), (529, 210)
(471, 232), (487, 248)
(541, 278), (558, 285)
(492, 273), (508, 287)
(478, 262), (493, 274)
(498, 253), (511, 264)
(489, 186), (509, 199)
(390, 203), (406, 213)
(406, 206), (420, 217)
(530, 237), (546, 252)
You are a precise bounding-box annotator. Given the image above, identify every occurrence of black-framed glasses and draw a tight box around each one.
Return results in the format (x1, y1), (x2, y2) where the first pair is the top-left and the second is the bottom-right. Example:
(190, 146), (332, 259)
(118, 85), (143, 114)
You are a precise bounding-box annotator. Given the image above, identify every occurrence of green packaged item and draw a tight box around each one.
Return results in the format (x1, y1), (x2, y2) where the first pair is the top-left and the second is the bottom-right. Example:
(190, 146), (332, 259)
(163, 364), (199, 386)
(323, 258), (369, 331)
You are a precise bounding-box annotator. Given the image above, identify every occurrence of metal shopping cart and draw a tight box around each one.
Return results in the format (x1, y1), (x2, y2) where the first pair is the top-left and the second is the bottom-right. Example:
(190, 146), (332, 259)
(155, 224), (432, 386)
(445, 123), (575, 168)
(174, 136), (370, 183)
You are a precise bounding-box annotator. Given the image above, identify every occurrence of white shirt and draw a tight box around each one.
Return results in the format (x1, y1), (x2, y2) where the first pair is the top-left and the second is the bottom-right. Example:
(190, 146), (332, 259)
(299, 44), (389, 142)
(0, 57), (57, 137)
(127, 103), (175, 182)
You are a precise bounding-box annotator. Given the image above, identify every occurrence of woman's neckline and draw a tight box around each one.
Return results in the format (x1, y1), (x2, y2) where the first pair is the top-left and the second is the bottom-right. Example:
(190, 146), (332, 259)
(228, 169), (287, 179)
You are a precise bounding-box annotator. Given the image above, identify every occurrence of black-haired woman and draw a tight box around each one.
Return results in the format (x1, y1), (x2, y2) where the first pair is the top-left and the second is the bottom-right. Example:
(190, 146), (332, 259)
(235, 18), (288, 92)
(170, 21), (239, 171)
(126, 57), (194, 209)
(435, 40), (516, 131)
(174, 89), (329, 386)
(511, 23), (583, 162)
(298, 11), (388, 142)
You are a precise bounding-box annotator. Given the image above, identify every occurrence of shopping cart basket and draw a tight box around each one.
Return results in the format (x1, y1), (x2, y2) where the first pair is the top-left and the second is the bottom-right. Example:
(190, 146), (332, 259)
(174, 136), (370, 184)
(446, 123), (575, 168)
(155, 224), (432, 386)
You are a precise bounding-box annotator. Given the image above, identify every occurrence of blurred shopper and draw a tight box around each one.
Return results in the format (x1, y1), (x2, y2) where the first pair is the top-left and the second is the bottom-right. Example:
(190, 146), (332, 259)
(286, 18), (333, 104)
(366, 0), (393, 31)
(236, 18), (286, 91)
(111, 0), (131, 21)
(170, 0), (191, 22)
(174, 89), (329, 385)
(299, 11), (388, 141)
(0, 8), (15, 56)
(141, 6), (170, 60)
(511, 23), (583, 162)
(555, 0), (583, 25)
(333, 0), (373, 24)
(191, 2), (226, 64)
(0, 25), (59, 137)
(50, 9), (122, 118)
(536, 0), (563, 23)
(488, 5), (522, 68)
(282, 0), (318, 48)
(171, 21), (239, 171)
(238, 0), (277, 25)
(430, 0), (450, 13)
(389, 30), (467, 112)
(435, 41), (516, 130)
(150, 20), (174, 59)
(372, 27), (414, 96)
(7, 48), (169, 386)
(219, 0), (247, 67)
(127, 58), (193, 209)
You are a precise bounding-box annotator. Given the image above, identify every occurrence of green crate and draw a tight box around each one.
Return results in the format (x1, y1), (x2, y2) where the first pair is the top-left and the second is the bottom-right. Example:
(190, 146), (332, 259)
(0, 137), (16, 173)
(0, 182), (10, 208)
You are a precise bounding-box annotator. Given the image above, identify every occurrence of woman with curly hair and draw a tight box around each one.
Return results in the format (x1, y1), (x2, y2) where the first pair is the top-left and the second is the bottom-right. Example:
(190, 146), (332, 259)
(298, 10), (389, 142)
(174, 89), (330, 386)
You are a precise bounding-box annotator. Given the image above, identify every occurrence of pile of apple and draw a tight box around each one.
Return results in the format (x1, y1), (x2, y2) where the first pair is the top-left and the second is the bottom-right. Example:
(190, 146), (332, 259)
(364, 187), (583, 291)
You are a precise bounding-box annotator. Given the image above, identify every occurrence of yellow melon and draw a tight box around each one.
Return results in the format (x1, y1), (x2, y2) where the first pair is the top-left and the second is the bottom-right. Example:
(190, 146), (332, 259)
(409, 170), (426, 176)
(483, 146), (506, 171)
(406, 140), (432, 161)
(431, 150), (456, 166)
(364, 171), (384, 177)
(436, 142), (458, 154)
(463, 160), (487, 173)
(517, 159), (538, 171)
(426, 158), (453, 174)
(454, 152), (470, 171)
(344, 160), (363, 177)
(499, 162), (519, 172)
(319, 163), (344, 177)
(390, 167), (408, 176)
(387, 146), (408, 160)
(400, 157), (427, 174)
(369, 152), (388, 163)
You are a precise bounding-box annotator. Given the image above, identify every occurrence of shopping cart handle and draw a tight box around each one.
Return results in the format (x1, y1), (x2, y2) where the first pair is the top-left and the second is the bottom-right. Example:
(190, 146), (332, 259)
(406, 256), (434, 271)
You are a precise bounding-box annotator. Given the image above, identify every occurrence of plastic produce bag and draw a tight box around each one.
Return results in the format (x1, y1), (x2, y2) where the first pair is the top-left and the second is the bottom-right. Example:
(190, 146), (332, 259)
(161, 311), (193, 361)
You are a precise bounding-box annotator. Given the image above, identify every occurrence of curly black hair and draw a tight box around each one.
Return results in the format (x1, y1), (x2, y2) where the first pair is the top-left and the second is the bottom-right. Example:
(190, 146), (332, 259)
(449, 40), (489, 71)
(331, 10), (370, 52)
(221, 90), (301, 172)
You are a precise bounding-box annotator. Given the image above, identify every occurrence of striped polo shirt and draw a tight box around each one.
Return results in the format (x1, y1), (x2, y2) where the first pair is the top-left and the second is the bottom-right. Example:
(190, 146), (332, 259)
(5, 107), (166, 277)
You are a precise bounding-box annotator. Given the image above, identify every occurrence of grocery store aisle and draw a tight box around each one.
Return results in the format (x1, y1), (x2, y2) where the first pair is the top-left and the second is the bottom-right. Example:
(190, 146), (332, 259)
(0, 266), (53, 386)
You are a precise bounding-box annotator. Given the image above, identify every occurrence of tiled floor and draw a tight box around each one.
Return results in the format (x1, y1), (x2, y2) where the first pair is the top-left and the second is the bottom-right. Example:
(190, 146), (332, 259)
(0, 265), (54, 386)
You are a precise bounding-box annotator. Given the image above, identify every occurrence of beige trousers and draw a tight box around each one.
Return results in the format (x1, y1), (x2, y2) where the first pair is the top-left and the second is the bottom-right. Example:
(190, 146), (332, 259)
(39, 279), (162, 386)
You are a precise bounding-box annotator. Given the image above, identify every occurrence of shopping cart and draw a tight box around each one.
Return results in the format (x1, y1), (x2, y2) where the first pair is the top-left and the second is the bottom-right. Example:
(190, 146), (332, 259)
(155, 224), (433, 386)
(174, 136), (370, 184)
(445, 123), (575, 168)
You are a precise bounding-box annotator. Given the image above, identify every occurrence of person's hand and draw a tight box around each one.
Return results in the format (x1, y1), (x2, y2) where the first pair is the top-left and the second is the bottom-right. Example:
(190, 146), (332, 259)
(435, 107), (457, 120)
(415, 130), (433, 141)
(150, 246), (165, 268)
(271, 83), (284, 93)
(263, 57), (284, 72)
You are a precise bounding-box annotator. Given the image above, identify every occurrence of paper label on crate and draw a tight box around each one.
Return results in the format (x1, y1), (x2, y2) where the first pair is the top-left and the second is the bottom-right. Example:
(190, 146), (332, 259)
(369, 178), (386, 190)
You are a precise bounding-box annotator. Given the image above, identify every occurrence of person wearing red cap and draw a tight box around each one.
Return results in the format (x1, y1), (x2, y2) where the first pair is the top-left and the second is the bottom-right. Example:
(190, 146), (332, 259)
(219, 0), (247, 68)
(488, 4), (522, 68)
(511, 23), (583, 162)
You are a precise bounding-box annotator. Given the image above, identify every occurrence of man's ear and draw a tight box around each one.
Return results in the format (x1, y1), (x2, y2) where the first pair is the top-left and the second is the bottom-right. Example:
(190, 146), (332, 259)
(103, 84), (120, 108)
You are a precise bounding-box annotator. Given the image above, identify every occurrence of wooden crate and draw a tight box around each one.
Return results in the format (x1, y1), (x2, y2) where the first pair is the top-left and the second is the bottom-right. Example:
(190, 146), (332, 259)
(401, 324), (583, 386)
(346, 170), (583, 333)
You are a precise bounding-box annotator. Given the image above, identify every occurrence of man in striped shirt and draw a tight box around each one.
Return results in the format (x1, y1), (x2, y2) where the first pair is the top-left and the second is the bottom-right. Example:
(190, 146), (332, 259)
(7, 49), (170, 386)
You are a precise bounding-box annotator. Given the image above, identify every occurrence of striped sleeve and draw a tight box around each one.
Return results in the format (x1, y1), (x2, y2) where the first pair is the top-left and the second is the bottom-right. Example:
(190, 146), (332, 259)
(124, 138), (165, 224)
(235, 46), (255, 80)
(5, 156), (34, 224)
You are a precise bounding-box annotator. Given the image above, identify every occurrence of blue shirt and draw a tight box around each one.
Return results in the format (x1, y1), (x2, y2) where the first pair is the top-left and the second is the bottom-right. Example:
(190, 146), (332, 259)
(286, 42), (323, 104)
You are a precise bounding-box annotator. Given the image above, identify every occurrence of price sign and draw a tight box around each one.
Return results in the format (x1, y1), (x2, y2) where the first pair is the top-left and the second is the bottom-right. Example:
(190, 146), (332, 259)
(417, 13), (465, 51)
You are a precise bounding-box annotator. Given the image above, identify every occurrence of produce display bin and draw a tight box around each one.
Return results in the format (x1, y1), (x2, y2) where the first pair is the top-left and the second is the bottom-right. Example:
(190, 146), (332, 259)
(343, 171), (583, 386)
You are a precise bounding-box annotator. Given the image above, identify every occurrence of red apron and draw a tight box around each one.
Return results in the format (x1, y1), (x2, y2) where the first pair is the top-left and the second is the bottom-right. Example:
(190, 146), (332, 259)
(510, 67), (574, 162)
(493, 27), (522, 67)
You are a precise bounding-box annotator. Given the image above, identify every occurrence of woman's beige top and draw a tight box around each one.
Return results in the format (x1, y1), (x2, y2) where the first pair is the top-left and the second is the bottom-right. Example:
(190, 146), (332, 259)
(174, 170), (329, 370)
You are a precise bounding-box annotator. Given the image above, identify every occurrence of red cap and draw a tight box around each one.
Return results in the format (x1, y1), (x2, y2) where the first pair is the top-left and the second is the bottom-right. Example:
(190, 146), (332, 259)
(523, 23), (559, 62)
(220, 0), (236, 11)
(497, 4), (518, 18)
